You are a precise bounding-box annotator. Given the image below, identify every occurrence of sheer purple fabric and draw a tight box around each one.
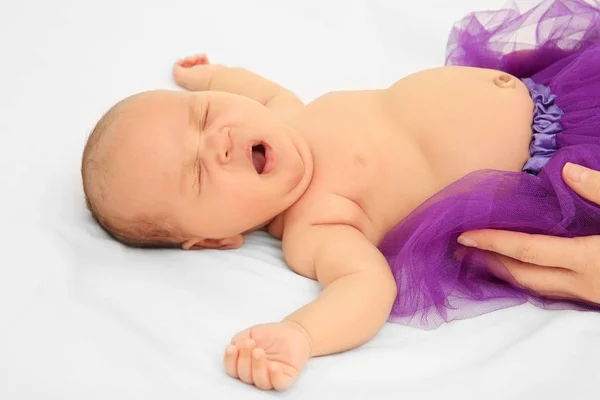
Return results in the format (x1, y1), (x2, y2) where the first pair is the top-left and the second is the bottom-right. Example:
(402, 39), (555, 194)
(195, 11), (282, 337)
(380, 0), (600, 329)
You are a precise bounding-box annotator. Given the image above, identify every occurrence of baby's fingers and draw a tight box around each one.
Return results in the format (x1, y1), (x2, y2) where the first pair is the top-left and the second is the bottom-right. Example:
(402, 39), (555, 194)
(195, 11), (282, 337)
(176, 54), (209, 67)
(251, 348), (272, 390)
(269, 364), (294, 392)
(236, 338), (256, 385)
(224, 345), (239, 378)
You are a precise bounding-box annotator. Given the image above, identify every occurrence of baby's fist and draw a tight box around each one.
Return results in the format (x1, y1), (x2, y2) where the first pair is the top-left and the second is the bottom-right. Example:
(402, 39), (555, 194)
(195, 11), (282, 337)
(176, 53), (210, 68)
(224, 321), (312, 391)
(173, 53), (226, 91)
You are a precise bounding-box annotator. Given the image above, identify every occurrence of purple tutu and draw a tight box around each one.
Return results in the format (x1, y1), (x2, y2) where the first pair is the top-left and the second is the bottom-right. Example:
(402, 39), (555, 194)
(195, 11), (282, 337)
(380, 0), (600, 329)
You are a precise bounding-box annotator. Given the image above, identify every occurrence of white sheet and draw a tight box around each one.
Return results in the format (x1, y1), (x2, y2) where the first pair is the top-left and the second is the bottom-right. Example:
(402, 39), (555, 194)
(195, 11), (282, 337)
(1, 0), (599, 399)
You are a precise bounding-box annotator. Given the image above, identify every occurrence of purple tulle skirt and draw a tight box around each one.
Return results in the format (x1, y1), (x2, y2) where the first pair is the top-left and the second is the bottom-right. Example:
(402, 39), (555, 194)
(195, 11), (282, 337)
(380, 0), (600, 329)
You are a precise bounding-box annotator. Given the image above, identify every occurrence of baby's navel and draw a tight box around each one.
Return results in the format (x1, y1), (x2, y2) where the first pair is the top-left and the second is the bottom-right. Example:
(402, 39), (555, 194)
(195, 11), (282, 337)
(493, 73), (516, 89)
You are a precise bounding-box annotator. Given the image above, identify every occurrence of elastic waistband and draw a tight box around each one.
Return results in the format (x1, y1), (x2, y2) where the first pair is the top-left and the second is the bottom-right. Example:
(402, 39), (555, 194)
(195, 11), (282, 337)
(522, 78), (564, 175)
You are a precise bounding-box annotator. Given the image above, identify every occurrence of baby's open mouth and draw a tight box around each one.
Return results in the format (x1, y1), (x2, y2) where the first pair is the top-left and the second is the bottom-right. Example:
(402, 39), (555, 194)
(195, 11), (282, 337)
(251, 144), (267, 174)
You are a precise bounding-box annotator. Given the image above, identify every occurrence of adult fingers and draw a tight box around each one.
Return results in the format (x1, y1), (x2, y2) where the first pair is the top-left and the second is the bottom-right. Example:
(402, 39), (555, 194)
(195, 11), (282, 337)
(493, 254), (577, 299)
(458, 230), (587, 270)
(563, 163), (600, 207)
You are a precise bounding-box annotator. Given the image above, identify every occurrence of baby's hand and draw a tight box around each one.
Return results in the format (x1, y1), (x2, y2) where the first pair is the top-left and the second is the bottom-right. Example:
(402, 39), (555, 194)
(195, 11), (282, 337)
(224, 321), (312, 391)
(176, 53), (210, 68)
(172, 53), (225, 91)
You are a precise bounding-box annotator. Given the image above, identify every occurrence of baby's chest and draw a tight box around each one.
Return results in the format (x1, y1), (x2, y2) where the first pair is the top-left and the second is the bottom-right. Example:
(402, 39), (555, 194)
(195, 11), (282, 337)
(308, 118), (412, 198)
(294, 110), (432, 241)
(301, 91), (422, 187)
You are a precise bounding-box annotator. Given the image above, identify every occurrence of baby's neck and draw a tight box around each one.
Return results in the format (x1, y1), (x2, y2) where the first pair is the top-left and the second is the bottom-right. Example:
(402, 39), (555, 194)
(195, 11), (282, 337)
(267, 214), (285, 239)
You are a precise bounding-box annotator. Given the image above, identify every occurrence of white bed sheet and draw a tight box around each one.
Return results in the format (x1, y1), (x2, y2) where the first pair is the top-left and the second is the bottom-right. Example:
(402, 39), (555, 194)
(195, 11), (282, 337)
(1, 0), (599, 399)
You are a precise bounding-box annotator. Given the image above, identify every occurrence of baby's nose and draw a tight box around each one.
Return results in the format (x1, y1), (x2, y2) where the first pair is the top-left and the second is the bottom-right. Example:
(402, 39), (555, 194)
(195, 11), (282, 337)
(215, 129), (233, 164)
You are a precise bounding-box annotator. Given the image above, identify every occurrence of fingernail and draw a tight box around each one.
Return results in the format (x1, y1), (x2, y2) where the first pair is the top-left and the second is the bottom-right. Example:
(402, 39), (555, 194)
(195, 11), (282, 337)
(564, 162), (589, 183)
(226, 345), (235, 355)
(457, 236), (477, 248)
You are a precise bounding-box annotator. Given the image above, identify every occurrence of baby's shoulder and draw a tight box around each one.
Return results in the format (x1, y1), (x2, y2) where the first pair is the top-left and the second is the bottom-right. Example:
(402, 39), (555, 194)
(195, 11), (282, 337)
(280, 190), (373, 278)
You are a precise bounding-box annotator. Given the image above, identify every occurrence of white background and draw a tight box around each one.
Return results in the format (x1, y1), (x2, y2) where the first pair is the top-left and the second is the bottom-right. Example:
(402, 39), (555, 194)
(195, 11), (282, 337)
(1, 0), (599, 399)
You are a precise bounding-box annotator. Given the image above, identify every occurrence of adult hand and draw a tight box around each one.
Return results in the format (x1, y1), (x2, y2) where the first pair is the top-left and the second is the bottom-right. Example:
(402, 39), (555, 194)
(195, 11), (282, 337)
(458, 163), (600, 305)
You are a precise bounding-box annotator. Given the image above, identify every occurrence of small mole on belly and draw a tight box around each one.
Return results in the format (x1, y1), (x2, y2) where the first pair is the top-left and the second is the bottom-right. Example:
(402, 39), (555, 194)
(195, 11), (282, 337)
(354, 154), (366, 166)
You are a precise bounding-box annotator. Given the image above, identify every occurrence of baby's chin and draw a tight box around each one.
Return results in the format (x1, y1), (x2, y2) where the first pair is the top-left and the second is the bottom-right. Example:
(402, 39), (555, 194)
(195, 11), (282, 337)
(243, 220), (273, 234)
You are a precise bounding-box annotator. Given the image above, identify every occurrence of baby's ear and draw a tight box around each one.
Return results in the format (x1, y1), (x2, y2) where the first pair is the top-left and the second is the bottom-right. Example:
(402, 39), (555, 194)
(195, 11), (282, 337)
(182, 235), (244, 250)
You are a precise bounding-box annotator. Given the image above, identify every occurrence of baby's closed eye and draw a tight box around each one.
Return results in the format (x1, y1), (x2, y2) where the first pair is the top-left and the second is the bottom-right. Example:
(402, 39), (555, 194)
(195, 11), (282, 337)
(202, 102), (210, 129)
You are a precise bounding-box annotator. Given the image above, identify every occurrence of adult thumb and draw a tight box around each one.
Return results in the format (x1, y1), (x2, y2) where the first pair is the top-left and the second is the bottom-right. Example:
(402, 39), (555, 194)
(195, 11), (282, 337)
(562, 163), (600, 206)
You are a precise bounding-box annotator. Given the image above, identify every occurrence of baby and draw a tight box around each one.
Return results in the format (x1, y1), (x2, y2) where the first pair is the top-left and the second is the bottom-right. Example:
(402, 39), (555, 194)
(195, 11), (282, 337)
(81, 0), (600, 391)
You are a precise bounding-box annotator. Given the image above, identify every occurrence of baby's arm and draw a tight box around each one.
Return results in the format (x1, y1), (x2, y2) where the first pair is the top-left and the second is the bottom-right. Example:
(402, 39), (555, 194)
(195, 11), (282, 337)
(286, 225), (397, 355)
(224, 225), (397, 390)
(173, 54), (303, 114)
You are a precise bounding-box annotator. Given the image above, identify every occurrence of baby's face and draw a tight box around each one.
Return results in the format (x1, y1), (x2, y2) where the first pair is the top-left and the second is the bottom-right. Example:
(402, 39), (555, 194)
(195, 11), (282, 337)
(104, 90), (312, 247)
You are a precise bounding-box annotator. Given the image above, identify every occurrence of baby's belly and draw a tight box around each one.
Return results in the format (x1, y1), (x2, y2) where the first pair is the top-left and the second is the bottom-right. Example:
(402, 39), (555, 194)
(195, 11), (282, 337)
(389, 66), (534, 192)
(361, 67), (535, 240)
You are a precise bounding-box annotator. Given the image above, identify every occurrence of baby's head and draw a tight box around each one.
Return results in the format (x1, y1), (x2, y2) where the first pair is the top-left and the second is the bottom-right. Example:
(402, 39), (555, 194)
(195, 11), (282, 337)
(82, 90), (312, 249)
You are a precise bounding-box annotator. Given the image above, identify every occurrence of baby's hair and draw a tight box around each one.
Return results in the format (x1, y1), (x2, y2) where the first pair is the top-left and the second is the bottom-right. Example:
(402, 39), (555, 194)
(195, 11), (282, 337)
(81, 102), (180, 248)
